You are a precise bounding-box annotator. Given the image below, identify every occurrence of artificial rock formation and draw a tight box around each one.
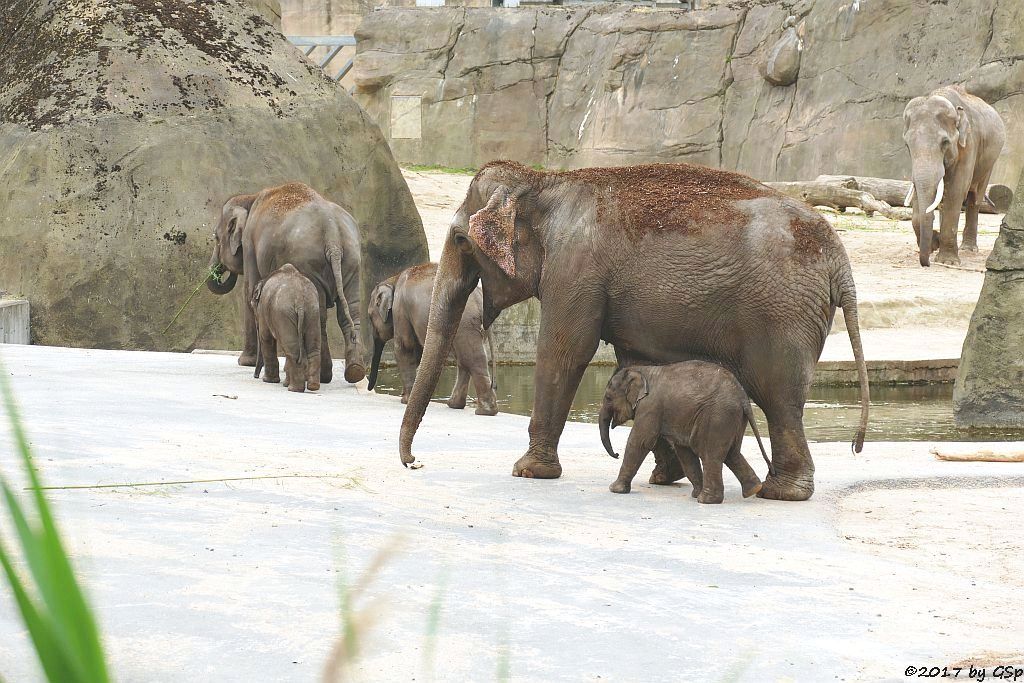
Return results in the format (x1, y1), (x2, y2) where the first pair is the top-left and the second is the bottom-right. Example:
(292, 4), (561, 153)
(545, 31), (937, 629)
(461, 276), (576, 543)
(353, 0), (1022, 185)
(0, 0), (427, 351)
(954, 170), (1024, 428)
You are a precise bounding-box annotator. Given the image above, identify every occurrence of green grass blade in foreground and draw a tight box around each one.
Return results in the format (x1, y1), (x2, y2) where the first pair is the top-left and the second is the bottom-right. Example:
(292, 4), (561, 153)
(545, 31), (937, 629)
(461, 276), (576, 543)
(0, 360), (111, 683)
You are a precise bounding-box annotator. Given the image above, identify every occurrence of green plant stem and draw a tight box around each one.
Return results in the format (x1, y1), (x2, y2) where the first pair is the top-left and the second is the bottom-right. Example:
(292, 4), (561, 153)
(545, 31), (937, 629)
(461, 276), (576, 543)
(162, 268), (218, 335)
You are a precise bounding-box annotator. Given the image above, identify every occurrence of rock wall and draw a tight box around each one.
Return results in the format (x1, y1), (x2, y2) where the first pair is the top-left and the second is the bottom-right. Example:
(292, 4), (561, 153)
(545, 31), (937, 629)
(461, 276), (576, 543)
(954, 168), (1024, 427)
(352, 1), (1023, 185)
(0, 0), (427, 351)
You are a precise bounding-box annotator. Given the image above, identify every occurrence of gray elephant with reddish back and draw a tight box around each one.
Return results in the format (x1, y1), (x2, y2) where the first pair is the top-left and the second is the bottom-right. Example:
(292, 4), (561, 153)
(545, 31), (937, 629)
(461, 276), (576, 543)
(904, 85), (1006, 267)
(207, 182), (366, 384)
(399, 161), (869, 502)
(600, 362), (774, 504)
(366, 262), (498, 415)
(252, 264), (322, 392)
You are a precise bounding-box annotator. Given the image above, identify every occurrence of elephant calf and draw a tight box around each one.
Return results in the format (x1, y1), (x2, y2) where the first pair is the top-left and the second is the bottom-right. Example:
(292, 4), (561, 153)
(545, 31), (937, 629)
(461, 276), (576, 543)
(600, 362), (774, 504)
(366, 263), (498, 415)
(252, 264), (321, 393)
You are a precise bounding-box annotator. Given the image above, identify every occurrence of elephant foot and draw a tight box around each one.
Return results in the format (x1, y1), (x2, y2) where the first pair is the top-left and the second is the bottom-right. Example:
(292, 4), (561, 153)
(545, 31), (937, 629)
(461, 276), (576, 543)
(288, 384), (305, 393)
(263, 374), (280, 384)
(512, 450), (562, 479)
(400, 394), (409, 405)
(649, 457), (686, 485)
(742, 480), (763, 498)
(697, 489), (724, 504)
(344, 362), (366, 384)
(307, 381), (320, 392)
(475, 404), (498, 416)
(446, 398), (467, 410)
(609, 480), (631, 494)
(757, 472), (814, 501)
(238, 353), (258, 367)
(934, 250), (961, 266)
(961, 242), (979, 254)
(320, 368), (333, 384)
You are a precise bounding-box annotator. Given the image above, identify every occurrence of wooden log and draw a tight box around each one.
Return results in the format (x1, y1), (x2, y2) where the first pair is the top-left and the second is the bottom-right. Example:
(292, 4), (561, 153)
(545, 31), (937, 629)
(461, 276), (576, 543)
(815, 175), (1014, 213)
(815, 175), (913, 207)
(931, 447), (1024, 462)
(766, 181), (907, 220)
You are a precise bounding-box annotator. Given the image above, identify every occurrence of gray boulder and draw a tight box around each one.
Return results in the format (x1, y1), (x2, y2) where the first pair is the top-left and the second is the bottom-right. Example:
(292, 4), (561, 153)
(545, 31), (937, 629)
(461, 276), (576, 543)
(953, 169), (1024, 428)
(0, 0), (426, 352)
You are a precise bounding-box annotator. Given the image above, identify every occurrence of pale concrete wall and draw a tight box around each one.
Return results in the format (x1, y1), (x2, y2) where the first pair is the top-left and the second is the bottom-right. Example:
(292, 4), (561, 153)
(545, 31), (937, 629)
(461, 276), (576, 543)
(0, 300), (30, 345)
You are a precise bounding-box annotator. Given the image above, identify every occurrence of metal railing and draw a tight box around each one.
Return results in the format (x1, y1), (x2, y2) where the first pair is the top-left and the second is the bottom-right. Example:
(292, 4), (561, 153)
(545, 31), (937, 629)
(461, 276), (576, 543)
(286, 36), (357, 82)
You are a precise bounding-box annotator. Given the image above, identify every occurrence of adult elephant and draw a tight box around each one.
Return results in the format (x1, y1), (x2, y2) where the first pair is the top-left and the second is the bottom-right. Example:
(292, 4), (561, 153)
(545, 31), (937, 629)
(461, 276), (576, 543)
(207, 182), (366, 383)
(903, 85), (1006, 267)
(399, 161), (869, 501)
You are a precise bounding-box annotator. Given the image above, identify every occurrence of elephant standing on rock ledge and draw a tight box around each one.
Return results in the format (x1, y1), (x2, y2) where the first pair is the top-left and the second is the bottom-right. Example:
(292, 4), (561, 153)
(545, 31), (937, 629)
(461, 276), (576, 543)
(904, 85), (1006, 267)
(399, 161), (869, 502)
(207, 182), (367, 383)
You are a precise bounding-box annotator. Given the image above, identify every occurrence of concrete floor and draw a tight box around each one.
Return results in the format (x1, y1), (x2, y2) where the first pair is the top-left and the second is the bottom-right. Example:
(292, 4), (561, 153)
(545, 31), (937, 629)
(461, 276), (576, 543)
(0, 344), (1022, 681)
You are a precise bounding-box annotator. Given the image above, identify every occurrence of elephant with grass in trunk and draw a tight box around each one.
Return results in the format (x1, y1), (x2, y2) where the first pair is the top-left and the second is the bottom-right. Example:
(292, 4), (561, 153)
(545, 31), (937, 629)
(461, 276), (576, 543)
(366, 262), (498, 414)
(398, 161), (869, 502)
(600, 362), (774, 504)
(207, 182), (366, 383)
(252, 264), (321, 392)
(904, 85), (1006, 267)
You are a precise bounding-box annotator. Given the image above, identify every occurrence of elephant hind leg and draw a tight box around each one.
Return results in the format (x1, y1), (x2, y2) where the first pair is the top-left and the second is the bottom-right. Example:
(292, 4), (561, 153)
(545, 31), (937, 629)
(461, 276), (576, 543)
(260, 329), (280, 383)
(649, 437), (687, 486)
(319, 311), (333, 384)
(694, 447), (725, 505)
(447, 364), (470, 410)
(724, 445), (762, 498)
(758, 402), (814, 501)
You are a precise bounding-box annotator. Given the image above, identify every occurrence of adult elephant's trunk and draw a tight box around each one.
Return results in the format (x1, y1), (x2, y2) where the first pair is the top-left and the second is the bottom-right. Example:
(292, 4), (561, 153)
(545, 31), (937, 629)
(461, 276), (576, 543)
(912, 163), (944, 267)
(206, 252), (237, 294)
(366, 337), (386, 391)
(599, 405), (619, 459)
(398, 248), (478, 467)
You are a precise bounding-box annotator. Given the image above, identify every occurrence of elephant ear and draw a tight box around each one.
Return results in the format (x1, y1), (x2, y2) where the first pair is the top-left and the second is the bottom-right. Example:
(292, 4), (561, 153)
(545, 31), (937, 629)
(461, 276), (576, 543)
(468, 187), (520, 279)
(956, 106), (970, 149)
(375, 284), (394, 323)
(227, 204), (249, 255)
(626, 369), (650, 411)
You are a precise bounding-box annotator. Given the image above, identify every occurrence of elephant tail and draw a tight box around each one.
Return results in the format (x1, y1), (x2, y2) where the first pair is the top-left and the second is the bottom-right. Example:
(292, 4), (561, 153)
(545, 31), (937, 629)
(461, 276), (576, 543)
(326, 243), (358, 340)
(836, 266), (869, 454)
(296, 306), (306, 368)
(743, 400), (775, 476)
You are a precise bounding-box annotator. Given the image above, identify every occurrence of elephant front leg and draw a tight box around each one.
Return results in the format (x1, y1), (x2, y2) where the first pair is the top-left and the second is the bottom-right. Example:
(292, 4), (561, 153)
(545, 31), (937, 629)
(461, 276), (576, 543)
(610, 431), (652, 494)
(514, 302), (601, 479)
(758, 403), (814, 501)
(395, 342), (420, 405)
(471, 369), (498, 416)
(239, 278), (258, 367)
(934, 192), (964, 265)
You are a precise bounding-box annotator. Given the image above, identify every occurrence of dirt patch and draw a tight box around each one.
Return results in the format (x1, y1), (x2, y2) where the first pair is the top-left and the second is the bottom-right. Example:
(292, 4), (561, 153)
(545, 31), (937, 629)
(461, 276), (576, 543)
(263, 182), (318, 215)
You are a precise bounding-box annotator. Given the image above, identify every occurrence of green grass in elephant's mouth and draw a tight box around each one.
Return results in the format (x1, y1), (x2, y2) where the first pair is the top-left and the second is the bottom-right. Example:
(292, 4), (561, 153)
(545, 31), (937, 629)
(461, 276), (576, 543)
(371, 365), (1024, 443)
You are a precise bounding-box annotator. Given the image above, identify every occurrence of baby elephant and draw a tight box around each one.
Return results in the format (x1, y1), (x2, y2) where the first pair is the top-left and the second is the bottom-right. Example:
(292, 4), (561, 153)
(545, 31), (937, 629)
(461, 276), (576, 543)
(365, 262), (498, 415)
(252, 264), (322, 392)
(599, 361), (774, 504)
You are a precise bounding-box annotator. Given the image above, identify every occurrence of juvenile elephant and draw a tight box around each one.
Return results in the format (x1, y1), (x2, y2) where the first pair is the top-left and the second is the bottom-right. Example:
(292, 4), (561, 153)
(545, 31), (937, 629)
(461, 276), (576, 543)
(252, 264), (321, 393)
(207, 182), (366, 383)
(904, 85), (1006, 266)
(366, 263), (498, 415)
(399, 161), (869, 501)
(599, 362), (774, 504)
